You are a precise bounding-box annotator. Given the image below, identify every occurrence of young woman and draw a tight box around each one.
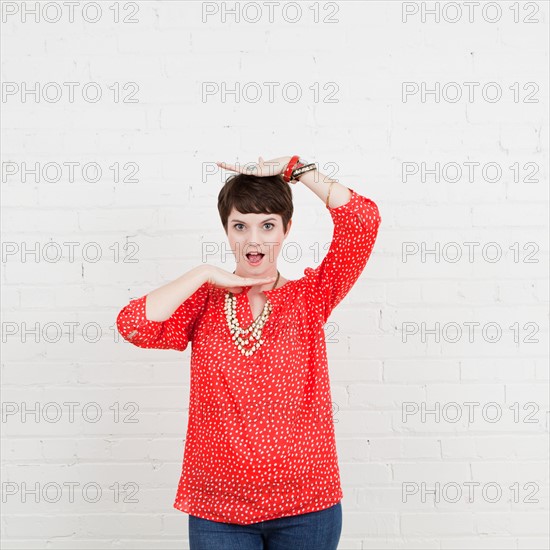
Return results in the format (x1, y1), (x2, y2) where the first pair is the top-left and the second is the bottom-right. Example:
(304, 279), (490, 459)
(116, 155), (382, 550)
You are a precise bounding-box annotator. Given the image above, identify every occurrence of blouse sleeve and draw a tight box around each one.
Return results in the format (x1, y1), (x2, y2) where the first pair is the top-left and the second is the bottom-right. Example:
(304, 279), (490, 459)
(303, 187), (381, 324)
(116, 281), (211, 351)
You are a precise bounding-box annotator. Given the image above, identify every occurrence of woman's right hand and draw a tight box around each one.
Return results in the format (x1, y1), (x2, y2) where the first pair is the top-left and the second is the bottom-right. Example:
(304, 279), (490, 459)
(204, 265), (277, 294)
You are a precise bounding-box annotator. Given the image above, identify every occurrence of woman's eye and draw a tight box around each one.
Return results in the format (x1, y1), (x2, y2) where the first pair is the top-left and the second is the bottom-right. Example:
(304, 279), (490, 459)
(233, 223), (274, 230)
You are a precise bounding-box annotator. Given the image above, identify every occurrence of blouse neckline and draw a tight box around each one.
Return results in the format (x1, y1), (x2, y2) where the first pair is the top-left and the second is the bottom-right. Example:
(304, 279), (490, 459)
(210, 278), (299, 310)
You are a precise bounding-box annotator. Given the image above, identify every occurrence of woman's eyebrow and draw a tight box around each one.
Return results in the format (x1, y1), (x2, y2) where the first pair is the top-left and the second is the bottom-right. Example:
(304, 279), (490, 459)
(230, 217), (277, 223)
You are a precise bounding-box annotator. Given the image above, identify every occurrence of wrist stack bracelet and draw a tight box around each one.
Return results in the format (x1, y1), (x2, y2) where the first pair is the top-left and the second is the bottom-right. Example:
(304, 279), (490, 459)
(290, 162), (316, 182)
(325, 180), (336, 208)
(283, 155), (300, 183)
(283, 154), (334, 207)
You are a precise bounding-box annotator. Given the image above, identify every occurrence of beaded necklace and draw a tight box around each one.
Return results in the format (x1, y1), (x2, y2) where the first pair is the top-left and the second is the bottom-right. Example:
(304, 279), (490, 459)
(224, 270), (280, 357)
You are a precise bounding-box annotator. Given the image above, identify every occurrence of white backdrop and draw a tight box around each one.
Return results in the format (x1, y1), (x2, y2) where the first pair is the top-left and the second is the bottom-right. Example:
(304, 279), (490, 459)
(1, 1), (549, 548)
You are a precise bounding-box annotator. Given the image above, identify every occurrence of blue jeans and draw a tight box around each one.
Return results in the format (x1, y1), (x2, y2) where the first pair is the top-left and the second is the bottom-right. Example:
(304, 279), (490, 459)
(188, 501), (342, 550)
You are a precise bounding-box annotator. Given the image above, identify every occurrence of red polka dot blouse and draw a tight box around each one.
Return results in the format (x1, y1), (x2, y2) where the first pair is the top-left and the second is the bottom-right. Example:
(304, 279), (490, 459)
(116, 187), (381, 525)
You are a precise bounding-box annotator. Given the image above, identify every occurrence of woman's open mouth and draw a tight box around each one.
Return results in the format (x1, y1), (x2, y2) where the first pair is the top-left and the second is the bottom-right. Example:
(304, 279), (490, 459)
(245, 252), (265, 266)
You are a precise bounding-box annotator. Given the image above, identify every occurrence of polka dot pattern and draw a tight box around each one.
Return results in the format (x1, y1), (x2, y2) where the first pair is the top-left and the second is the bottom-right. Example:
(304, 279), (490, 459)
(116, 187), (381, 525)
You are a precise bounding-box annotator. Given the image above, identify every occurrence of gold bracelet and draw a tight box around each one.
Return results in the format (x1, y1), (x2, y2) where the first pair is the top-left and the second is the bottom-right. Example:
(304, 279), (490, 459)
(325, 180), (335, 208)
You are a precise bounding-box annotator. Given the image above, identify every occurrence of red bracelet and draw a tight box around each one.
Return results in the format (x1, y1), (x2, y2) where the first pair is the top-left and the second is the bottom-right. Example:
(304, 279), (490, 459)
(283, 155), (300, 183)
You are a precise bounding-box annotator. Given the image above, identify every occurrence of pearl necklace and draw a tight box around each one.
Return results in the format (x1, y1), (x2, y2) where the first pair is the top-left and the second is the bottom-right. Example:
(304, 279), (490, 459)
(225, 270), (280, 357)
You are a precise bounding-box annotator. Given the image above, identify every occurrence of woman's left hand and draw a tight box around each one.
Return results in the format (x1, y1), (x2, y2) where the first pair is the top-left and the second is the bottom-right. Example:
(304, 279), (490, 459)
(216, 156), (294, 180)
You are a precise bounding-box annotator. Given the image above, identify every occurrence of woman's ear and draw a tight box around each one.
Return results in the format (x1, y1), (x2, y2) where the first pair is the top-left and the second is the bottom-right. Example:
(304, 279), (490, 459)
(284, 219), (292, 238)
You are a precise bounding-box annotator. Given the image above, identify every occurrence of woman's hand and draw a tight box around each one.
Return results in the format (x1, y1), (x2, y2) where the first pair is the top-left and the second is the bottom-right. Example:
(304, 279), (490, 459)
(216, 156), (295, 181)
(205, 265), (276, 294)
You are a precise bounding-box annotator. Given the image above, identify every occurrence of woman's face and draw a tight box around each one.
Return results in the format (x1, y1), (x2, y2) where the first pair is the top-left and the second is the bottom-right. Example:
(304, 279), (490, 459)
(226, 208), (292, 275)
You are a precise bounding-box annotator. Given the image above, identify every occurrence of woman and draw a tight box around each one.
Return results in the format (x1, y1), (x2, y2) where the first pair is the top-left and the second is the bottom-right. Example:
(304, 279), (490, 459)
(116, 155), (382, 550)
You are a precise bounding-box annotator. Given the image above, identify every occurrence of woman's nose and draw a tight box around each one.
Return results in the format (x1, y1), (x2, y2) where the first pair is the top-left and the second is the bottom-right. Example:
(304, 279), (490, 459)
(245, 241), (261, 251)
(246, 234), (261, 247)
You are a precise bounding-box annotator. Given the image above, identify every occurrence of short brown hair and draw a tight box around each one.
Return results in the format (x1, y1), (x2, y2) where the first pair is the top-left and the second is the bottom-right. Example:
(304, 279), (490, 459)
(217, 173), (294, 234)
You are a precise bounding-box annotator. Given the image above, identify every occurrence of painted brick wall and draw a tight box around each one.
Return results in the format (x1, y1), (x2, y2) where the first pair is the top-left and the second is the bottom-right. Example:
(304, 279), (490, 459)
(1, 1), (548, 549)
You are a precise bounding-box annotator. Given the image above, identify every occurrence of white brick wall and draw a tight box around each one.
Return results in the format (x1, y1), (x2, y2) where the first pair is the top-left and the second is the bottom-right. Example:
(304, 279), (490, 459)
(1, 1), (548, 548)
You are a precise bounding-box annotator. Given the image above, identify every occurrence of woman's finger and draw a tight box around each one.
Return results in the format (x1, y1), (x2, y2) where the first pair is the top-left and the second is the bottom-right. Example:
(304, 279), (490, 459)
(235, 276), (275, 283)
(217, 161), (240, 173)
(226, 277), (275, 294)
(249, 277), (277, 284)
(244, 163), (258, 175)
(234, 278), (276, 287)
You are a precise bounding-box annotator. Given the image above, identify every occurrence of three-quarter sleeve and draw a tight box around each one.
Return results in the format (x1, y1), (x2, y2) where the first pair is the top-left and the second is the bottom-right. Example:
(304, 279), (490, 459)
(303, 187), (381, 324)
(116, 281), (211, 351)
